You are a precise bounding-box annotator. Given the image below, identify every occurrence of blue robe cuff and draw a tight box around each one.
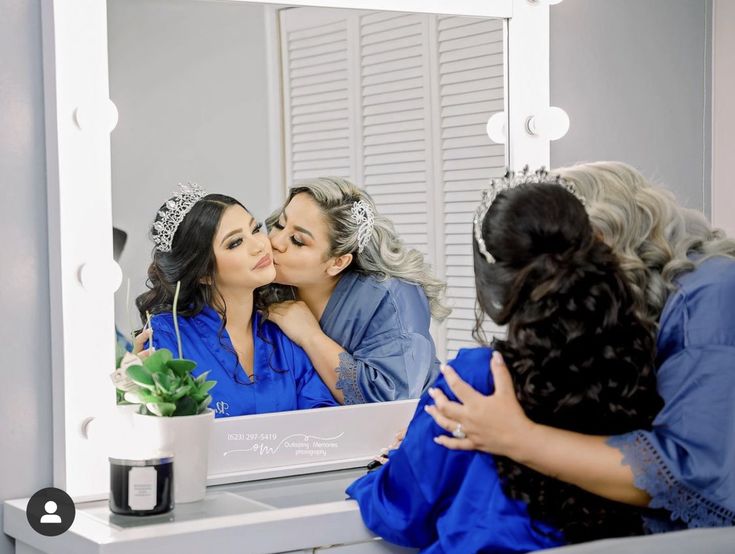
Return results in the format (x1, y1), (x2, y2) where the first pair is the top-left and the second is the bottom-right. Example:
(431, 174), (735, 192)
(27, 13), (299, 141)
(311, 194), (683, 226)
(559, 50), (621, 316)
(608, 431), (735, 530)
(335, 351), (367, 405)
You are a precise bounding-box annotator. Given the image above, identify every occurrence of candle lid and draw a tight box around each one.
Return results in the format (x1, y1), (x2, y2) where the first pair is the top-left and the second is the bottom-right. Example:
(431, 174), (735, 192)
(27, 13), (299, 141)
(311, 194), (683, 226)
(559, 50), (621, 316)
(109, 455), (173, 466)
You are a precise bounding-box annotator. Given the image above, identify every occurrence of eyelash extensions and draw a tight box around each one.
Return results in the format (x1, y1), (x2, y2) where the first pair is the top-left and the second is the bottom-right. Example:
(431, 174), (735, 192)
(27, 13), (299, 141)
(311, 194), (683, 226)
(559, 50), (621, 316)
(273, 221), (304, 247)
(228, 223), (264, 249)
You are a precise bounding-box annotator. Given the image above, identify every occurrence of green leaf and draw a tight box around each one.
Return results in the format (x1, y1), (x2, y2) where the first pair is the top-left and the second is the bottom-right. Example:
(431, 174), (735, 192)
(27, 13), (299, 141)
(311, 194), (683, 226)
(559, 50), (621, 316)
(136, 389), (161, 404)
(197, 395), (212, 413)
(126, 366), (155, 390)
(174, 396), (198, 417)
(115, 388), (129, 404)
(123, 391), (143, 404)
(167, 359), (197, 377)
(171, 385), (190, 402)
(195, 370), (211, 384)
(146, 401), (176, 417)
(152, 372), (173, 395)
(197, 380), (216, 395)
(145, 403), (163, 416)
(126, 389), (163, 406)
(143, 348), (173, 373)
(167, 374), (181, 390)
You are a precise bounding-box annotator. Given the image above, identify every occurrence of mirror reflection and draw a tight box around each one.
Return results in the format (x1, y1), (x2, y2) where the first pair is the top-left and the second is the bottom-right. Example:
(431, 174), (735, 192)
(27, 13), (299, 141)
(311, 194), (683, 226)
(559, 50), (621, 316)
(109, 0), (507, 417)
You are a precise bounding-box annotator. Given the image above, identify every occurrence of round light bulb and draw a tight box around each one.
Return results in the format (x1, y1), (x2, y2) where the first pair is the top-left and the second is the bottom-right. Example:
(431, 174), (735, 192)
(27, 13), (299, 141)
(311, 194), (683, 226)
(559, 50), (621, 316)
(486, 112), (507, 144)
(525, 106), (570, 141)
(74, 98), (119, 133)
(78, 259), (123, 294)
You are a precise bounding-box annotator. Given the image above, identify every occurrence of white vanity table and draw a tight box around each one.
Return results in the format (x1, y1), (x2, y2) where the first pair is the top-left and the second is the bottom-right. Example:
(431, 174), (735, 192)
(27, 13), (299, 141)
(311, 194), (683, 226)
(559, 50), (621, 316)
(8, 473), (735, 554)
(4, 468), (414, 554)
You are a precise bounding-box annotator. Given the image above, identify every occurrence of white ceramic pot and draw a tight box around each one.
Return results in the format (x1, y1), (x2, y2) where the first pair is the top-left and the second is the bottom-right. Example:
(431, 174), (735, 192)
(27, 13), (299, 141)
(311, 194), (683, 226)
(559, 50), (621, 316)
(132, 409), (214, 503)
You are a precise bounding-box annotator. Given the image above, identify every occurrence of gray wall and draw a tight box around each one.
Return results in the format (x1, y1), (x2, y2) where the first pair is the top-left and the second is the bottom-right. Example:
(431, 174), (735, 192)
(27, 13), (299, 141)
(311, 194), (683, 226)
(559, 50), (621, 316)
(551, 0), (712, 214)
(0, 1), (714, 553)
(108, 0), (275, 336)
(0, 1), (53, 553)
(712, 0), (735, 236)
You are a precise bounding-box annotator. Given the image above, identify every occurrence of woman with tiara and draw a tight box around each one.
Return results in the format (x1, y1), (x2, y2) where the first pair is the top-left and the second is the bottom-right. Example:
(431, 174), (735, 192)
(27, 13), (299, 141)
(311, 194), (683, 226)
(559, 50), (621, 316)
(427, 162), (735, 531)
(263, 178), (450, 405)
(346, 170), (664, 551)
(133, 184), (337, 417)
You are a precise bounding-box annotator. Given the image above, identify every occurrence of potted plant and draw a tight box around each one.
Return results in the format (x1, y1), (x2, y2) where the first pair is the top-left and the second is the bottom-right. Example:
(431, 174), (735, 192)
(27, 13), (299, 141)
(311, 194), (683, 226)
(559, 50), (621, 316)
(123, 350), (214, 417)
(114, 282), (217, 503)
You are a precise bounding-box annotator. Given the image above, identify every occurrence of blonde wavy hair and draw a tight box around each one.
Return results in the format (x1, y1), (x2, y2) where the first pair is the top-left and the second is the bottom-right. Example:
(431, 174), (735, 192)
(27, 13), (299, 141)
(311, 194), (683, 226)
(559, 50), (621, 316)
(267, 177), (451, 321)
(555, 161), (735, 323)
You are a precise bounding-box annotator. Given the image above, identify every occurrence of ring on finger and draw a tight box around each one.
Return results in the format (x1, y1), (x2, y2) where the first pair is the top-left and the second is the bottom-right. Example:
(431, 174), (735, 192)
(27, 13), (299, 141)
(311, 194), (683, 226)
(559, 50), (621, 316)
(451, 423), (466, 439)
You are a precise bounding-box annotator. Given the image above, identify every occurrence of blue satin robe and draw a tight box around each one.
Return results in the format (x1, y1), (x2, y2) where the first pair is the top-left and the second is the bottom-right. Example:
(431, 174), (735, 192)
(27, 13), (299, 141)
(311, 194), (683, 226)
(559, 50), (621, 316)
(346, 347), (564, 553)
(149, 306), (337, 417)
(608, 256), (735, 530)
(320, 271), (441, 405)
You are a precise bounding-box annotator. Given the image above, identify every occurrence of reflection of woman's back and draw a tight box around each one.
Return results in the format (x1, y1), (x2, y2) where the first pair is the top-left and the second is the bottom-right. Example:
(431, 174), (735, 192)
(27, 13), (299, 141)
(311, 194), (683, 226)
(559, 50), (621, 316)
(137, 186), (337, 418)
(348, 174), (663, 552)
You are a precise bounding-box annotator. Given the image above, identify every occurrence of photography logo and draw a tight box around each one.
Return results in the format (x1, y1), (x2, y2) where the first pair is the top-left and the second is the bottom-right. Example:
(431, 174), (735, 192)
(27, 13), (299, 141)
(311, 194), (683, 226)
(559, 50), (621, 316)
(26, 487), (75, 537)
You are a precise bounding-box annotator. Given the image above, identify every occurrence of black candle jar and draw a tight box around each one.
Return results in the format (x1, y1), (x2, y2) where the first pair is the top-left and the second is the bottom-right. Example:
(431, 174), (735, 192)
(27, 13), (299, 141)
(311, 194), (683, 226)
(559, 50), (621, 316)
(109, 456), (174, 516)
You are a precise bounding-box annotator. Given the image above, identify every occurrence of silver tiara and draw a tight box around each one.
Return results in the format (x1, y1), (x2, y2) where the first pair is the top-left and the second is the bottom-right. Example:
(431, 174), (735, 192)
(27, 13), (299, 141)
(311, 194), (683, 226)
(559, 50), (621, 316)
(351, 199), (374, 253)
(152, 183), (207, 252)
(473, 167), (586, 264)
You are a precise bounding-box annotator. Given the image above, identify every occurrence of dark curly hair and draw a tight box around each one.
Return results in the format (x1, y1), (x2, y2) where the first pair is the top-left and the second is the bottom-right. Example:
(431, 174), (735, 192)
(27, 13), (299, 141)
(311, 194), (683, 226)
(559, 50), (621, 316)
(473, 182), (663, 543)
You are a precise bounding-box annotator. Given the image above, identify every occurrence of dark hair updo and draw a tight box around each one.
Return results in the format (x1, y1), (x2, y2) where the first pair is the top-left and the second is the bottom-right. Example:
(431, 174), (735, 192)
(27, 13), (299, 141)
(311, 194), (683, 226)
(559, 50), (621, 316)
(474, 182), (663, 543)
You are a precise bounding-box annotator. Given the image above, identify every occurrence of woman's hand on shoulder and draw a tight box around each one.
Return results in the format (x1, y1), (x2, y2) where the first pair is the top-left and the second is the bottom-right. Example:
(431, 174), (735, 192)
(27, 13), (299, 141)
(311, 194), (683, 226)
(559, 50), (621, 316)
(265, 300), (323, 347)
(425, 352), (535, 460)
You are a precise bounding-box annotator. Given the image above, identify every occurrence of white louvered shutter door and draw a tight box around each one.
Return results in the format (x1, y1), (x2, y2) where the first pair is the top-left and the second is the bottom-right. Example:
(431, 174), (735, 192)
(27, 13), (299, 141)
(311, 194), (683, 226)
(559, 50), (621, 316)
(358, 12), (435, 262)
(280, 8), (358, 186)
(280, 9), (508, 359)
(434, 16), (507, 357)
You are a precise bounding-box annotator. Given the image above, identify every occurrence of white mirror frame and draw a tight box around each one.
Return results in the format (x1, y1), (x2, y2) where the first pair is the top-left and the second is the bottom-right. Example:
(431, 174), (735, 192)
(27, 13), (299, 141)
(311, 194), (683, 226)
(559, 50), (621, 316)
(42, 0), (553, 500)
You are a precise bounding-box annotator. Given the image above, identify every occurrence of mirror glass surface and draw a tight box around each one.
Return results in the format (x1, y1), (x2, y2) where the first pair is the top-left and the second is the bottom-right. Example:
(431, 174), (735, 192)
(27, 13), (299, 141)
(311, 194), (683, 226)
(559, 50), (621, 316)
(108, 0), (508, 415)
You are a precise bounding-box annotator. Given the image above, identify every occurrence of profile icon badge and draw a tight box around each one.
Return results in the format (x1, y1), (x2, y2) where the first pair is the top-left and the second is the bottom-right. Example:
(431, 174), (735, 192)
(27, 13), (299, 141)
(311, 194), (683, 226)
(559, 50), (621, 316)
(26, 487), (75, 536)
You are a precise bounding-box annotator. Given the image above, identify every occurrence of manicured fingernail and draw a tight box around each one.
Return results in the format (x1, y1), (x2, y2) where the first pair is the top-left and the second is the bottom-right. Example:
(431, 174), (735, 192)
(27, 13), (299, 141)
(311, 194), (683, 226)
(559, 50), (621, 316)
(427, 388), (436, 397)
(424, 405), (432, 413)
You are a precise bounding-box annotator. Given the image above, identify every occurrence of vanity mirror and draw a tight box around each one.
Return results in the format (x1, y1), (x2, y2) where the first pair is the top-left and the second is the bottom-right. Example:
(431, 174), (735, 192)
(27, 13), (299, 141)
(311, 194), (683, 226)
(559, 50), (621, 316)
(42, 0), (557, 500)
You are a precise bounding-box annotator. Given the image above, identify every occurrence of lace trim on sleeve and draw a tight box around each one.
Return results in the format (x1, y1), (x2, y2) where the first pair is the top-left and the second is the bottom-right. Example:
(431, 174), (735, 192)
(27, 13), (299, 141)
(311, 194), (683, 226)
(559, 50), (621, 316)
(335, 351), (367, 405)
(608, 431), (735, 530)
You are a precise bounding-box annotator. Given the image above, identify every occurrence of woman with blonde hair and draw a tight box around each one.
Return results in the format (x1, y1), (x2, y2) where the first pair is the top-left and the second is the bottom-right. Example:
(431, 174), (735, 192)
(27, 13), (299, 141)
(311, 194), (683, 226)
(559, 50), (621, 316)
(427, 161), (735, 531)
(264, 177), (449, 405)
